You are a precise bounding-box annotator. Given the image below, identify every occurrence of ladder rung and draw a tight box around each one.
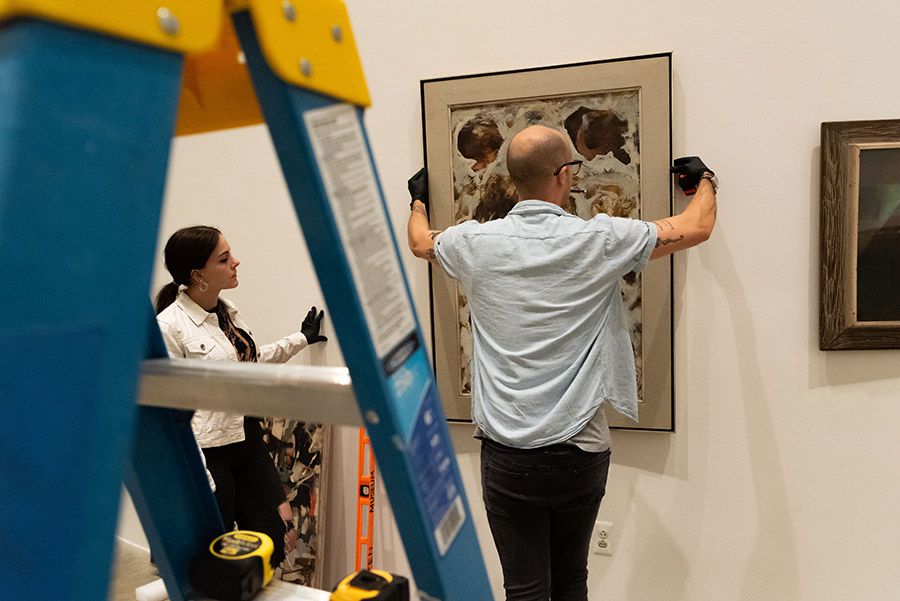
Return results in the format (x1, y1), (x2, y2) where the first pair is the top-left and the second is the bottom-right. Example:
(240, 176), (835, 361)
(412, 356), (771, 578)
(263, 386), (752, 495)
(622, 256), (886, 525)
(139, 359), (362, 427)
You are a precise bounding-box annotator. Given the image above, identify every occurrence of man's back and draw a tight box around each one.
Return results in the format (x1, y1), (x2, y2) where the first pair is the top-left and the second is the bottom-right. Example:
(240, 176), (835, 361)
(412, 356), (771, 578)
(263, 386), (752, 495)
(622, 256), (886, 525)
(435, 199), (656, 448)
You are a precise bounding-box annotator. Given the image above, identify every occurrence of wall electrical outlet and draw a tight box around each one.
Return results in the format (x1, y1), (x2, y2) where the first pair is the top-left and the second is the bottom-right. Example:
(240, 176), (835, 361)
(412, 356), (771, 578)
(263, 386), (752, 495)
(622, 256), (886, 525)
(591, 520), (614, 556)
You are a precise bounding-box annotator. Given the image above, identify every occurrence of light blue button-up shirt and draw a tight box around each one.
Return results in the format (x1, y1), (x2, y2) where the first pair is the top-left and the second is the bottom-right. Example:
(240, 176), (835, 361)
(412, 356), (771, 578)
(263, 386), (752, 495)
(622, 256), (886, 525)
(434, 200), (657, 449)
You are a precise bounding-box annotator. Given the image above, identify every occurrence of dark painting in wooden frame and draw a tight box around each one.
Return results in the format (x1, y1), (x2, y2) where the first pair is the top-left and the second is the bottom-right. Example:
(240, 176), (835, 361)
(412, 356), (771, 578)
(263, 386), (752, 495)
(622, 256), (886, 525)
(820, 119), (900, 350)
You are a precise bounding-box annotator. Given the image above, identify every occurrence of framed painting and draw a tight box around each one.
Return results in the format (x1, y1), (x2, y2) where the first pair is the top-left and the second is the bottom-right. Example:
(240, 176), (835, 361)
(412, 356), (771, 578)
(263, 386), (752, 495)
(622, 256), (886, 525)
(421, 53), (674, 431)
(820, 119), (900, 350)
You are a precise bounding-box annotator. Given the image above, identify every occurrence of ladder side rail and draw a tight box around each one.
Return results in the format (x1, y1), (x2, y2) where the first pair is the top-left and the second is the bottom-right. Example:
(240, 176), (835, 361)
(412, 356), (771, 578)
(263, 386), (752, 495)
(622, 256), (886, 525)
(0, 18), (183, 601)
(124, 406), (226, 601)
(231, 10), (492, 600)
(121, 310), (226, 601)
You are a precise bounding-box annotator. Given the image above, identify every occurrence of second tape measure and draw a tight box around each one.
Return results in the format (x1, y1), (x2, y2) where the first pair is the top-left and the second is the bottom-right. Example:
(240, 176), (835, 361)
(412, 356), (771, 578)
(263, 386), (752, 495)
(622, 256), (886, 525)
(331, 569), (409, 601)
(189, 530), (274, 601)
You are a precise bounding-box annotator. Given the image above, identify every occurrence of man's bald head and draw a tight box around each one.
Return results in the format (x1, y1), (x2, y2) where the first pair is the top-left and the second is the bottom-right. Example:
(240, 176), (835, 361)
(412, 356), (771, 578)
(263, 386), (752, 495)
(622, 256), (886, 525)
(506, 125), (571, 201)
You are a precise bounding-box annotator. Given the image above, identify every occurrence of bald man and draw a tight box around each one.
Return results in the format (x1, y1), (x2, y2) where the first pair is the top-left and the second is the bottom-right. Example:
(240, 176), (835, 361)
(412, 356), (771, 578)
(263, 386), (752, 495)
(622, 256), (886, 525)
(407, 125), (716, 601)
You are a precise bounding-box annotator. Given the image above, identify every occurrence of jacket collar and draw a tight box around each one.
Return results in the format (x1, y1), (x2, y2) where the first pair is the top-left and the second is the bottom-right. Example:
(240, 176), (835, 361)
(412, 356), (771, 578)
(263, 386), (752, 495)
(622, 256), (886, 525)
(175, 289), (237, 326)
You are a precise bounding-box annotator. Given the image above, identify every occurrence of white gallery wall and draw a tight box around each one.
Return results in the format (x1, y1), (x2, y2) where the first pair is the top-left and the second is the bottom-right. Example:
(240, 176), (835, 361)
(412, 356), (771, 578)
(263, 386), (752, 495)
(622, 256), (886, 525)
(119, 0), (900, 599)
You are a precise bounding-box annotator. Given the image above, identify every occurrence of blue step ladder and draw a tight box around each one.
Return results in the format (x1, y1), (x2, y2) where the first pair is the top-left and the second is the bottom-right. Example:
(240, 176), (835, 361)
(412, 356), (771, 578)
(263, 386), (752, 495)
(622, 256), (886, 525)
(0, 2), (492, 600)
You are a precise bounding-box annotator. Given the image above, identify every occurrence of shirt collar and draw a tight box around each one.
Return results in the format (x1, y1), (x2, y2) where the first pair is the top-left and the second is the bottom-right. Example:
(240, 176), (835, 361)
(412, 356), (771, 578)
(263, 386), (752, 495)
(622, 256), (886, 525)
(507, 199), (571, 217)
(175, 290), (214, 326)
(175, 289), (237, 326)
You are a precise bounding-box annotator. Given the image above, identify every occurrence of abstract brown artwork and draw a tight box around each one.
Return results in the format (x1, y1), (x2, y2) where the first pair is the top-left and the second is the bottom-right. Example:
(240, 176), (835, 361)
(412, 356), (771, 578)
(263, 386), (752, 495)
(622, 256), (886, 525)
(448, 90), (644, 400)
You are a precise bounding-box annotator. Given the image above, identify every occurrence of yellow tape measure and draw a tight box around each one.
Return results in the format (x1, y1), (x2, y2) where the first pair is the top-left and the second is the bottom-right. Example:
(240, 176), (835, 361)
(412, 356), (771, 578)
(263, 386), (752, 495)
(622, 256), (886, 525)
(189, 530), (274, 601)
(330, 570), (409, 601)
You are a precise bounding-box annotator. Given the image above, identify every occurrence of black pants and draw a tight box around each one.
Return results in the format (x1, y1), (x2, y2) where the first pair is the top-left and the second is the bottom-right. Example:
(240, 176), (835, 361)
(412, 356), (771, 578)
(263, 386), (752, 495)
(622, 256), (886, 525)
(481, 438), (610, 601)
(203, 417), (287, 568)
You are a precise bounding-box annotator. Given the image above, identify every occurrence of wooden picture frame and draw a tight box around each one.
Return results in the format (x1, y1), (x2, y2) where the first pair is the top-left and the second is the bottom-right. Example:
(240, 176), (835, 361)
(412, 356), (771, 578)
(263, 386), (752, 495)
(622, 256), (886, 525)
(820, 119), (900, 350)
(421, 53), (674, 431)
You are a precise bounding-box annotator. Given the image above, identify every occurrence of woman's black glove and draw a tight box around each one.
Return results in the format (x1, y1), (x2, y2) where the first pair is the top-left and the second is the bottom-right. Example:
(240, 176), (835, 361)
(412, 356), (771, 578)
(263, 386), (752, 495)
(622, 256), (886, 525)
(301, 306), (328, 344)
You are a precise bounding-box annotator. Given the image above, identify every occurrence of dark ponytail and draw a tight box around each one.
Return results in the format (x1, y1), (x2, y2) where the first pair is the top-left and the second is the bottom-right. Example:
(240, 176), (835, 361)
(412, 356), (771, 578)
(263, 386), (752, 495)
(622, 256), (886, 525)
(154, 282), (181, 315)
(155, 225), (221, 314)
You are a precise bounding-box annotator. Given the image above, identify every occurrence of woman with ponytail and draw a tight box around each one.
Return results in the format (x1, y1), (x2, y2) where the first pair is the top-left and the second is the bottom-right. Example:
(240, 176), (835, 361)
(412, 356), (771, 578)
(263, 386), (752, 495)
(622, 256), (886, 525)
(155, 225), (327, 569)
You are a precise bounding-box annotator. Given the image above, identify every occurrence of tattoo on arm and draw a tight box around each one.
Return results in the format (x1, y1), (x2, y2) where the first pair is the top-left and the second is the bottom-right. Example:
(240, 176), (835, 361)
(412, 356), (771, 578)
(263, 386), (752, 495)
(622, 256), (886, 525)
(428, 230), (443, 240)
(653, 218), (674, 231)
(426, 249), (436, 260)
(653, 219), (682, 248)
(655, 235), (685, 248)
(412, 205), (427, 215)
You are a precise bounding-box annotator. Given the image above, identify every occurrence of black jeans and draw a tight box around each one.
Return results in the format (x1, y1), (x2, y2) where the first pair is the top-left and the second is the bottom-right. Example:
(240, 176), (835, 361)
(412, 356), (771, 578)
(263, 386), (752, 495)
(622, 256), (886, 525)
(203, 418), (287, 568)
(481, 438), (610, 601)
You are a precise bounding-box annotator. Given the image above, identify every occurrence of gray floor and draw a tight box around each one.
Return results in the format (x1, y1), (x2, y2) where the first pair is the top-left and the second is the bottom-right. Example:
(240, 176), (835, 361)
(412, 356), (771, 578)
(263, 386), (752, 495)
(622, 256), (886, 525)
(108, 540), (161, 601)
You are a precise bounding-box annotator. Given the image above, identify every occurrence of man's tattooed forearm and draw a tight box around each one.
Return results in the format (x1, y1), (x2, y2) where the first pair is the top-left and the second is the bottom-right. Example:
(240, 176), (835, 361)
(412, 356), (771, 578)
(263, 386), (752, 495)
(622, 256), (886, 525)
(655, 235), (684, 248)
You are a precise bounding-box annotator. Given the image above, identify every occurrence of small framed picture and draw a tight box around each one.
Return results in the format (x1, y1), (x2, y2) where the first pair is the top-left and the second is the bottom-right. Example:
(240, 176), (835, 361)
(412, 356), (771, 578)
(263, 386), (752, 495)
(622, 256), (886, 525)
(820, 119), (900, 350)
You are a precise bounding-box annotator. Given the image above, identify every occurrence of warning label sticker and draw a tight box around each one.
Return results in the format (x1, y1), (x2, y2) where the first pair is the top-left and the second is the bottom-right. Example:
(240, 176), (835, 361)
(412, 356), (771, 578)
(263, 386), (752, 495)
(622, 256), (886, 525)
(303, 103), (415, 357)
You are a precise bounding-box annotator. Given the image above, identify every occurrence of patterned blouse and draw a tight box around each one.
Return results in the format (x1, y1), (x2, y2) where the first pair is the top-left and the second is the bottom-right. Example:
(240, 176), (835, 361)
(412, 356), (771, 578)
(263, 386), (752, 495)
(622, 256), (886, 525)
(214, 300), (258, 362)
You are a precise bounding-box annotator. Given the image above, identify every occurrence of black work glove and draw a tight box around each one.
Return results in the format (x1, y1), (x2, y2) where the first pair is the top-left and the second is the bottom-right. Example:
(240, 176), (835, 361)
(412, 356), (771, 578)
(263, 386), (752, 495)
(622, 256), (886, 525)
(300, 306), (328, 344)
(671, 156), (714, 195)
(408, 167), (429, 213)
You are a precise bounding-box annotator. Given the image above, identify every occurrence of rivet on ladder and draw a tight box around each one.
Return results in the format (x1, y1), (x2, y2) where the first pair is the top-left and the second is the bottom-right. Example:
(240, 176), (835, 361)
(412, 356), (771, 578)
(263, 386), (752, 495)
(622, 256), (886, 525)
(281, 1), (297, 22)
(157, 8), (180, 36)
(299, 58), (312, 77)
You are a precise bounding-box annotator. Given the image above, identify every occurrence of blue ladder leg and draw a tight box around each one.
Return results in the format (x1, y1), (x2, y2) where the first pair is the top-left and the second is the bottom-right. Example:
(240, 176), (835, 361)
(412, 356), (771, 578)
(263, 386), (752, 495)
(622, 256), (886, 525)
(0, 18), (182, 601)
(124, 403), (225, 601)
(120, 309), (225, 601)
(232, 10), (492, 600)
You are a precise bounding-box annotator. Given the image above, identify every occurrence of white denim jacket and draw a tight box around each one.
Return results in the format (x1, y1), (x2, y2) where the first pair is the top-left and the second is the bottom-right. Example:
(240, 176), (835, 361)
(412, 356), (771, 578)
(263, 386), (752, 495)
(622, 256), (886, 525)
(157, 289), (309, 448)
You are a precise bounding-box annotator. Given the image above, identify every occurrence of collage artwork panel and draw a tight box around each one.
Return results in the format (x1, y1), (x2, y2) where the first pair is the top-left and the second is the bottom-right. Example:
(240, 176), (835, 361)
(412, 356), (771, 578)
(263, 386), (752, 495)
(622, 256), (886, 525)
(260, 419), (328, 588)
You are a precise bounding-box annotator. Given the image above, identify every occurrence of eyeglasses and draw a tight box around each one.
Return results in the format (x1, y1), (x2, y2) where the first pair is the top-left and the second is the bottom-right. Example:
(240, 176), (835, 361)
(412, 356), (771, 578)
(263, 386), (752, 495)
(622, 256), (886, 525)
(553, 160), (582, 176)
